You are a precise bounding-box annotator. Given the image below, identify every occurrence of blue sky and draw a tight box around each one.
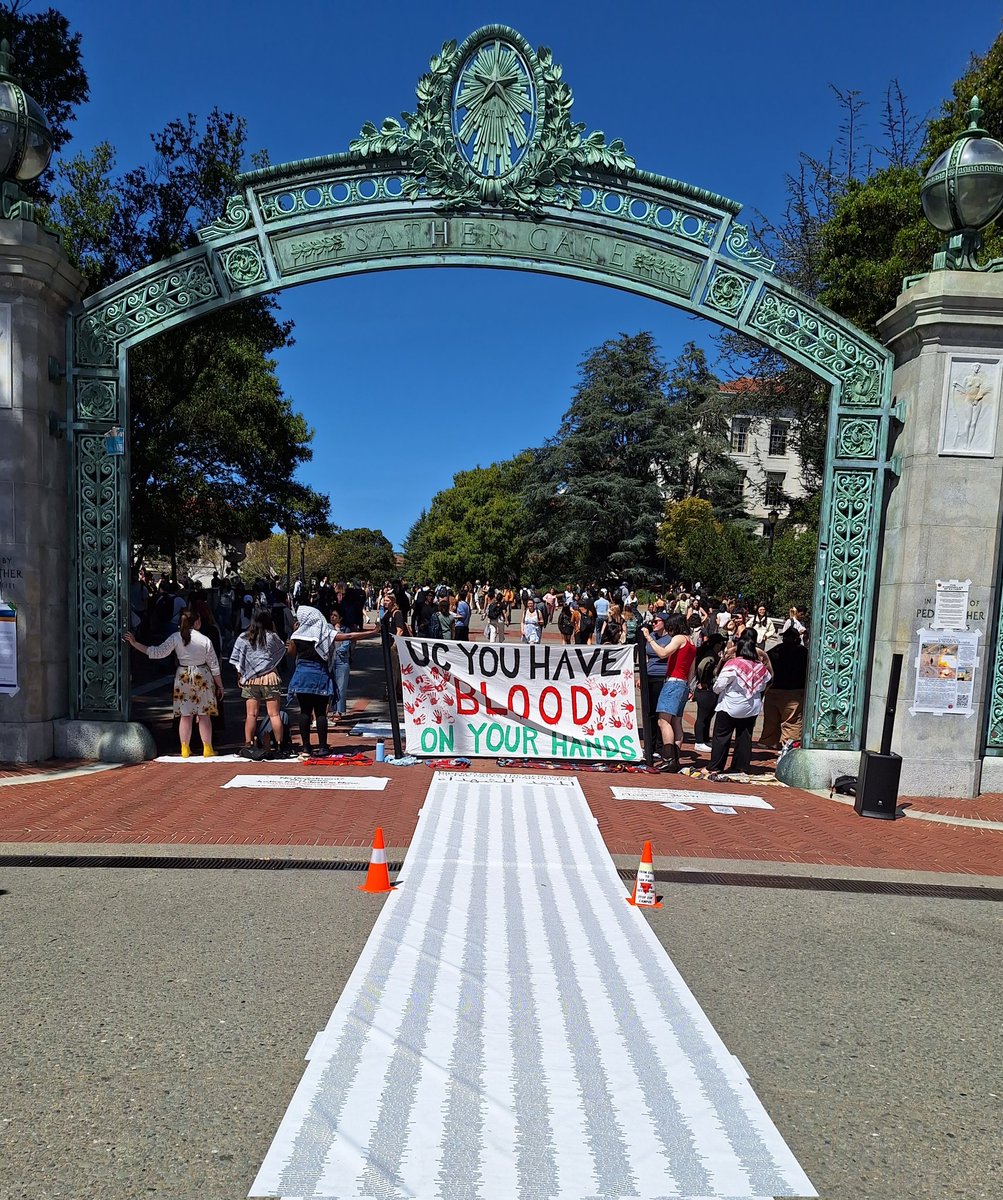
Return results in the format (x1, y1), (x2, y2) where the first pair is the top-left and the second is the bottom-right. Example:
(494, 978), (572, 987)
(51, 0), (1003, 548)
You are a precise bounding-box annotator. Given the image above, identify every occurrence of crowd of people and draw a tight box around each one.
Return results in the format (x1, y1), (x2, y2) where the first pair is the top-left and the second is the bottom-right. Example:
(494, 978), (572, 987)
(126, 569), (380, 758)
(126, 566), (808, 774)
(378, 577), (808, 774)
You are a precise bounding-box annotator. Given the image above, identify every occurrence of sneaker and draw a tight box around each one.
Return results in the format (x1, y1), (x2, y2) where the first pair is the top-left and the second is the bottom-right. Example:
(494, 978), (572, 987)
(694, 742), (712, 753)
(180, 743), (191, 759)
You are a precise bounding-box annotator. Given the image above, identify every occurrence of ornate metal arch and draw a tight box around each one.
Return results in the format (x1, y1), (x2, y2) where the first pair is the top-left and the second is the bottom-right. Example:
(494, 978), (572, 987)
(66, 25), (893, 750)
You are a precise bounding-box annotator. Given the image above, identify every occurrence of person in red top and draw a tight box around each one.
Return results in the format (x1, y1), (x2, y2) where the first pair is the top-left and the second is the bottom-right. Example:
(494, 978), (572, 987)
(641, 614), (697, 772)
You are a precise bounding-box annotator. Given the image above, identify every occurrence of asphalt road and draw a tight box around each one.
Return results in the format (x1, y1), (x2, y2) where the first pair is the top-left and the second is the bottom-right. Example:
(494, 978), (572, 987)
(2, 867), (1000, 1199)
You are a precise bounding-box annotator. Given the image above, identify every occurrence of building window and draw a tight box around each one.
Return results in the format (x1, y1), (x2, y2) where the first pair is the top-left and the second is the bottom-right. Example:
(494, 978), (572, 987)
(730, 417), (750, 453)
(768, 420), (789, 457)
(765, 472), (786, 506)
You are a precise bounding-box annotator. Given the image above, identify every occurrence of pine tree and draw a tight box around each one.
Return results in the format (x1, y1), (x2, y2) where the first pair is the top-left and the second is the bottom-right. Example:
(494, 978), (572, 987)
(525, 332), (683, 584)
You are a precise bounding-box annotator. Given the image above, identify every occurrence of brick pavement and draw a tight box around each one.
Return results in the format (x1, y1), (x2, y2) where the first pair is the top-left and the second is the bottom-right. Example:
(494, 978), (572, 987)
(0, 753), (1001, 877)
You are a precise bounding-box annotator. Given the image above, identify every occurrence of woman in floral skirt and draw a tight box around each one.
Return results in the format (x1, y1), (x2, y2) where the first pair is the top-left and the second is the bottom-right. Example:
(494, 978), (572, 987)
(124, 609), (223, 757)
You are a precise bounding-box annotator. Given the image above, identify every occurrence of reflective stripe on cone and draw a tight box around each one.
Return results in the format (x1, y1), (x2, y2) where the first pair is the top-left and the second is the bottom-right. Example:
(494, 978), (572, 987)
(359, 826), (396, 893)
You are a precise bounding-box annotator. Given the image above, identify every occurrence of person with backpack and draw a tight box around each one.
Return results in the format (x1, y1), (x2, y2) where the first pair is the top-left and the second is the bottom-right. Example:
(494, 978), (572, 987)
(600, 602), (625, 644)
(413, 590), (438, 638)
(576, 599), (596, 645)
(557, 601), (576, 644)
(435, 597), (456, 640)
(484, 591), (506, 643)
(453, 588), (472, 641)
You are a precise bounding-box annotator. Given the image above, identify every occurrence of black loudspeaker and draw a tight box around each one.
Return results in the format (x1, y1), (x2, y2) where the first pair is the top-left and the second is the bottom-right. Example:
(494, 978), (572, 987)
(854, 749), (901, 819)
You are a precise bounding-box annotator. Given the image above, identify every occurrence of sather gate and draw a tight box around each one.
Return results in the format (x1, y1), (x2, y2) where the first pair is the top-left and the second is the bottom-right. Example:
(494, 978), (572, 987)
(65, 26), (894, 752)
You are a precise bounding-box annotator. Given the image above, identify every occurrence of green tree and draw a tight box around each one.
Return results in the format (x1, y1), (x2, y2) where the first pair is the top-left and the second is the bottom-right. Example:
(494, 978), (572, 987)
(49, 110), (330, 559)
(658, 498), (764, 596)
(748, 499), (820, 613)
(816, 37), (1003, 336)
(663, 343), (747, 519)
(404, 454), (533, 584)
(656, 497), (717, 569)
(317, 528), (397, 583)
(523, 332), (684, 584)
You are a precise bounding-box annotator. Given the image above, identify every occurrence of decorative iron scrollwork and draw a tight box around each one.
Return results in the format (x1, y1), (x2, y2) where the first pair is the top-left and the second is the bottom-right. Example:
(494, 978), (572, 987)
(836, 417), (880, 459)
(76, 262), (218, 366)
(706, 268), (749, 316)
(220, 242), (267, 288)
(75, 379), (117, 422)
(751, 290), (887, 401)
(197, 194), (252, 243)
(807, 470), (875, 745)
(74, 434), (125, 715)
(723, 222), (775, 273)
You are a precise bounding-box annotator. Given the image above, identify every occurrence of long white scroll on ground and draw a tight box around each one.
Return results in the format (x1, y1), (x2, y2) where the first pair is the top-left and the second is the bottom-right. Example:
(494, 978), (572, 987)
(250, 772), (815, 1200)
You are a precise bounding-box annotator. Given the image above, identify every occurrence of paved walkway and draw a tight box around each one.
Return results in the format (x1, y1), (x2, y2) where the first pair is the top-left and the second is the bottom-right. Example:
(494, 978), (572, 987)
(1, 622), (1001, 880)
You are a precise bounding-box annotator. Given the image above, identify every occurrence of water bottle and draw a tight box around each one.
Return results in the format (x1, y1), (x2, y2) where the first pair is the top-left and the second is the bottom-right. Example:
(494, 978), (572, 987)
(375, 740), (386, 762)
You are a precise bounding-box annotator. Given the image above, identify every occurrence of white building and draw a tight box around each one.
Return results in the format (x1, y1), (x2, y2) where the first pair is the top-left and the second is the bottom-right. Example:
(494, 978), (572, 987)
(721, 380), (806, 533)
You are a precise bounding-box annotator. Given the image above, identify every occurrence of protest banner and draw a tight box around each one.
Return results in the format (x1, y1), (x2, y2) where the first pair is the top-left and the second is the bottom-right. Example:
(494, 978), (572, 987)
(393, 636), (642, 760)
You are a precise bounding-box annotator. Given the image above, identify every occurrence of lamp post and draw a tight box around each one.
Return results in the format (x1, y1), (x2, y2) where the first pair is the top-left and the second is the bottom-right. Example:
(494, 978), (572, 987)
(0, 39), (54, 222)
(920, 96), (1003, 272)
(767, 507), (779, 557)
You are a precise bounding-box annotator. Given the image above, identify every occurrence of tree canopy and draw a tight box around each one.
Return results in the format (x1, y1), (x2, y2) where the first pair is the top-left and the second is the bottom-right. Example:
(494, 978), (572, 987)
(50, 109), (331, 560)
(404, 454), (534, 584)
(522, 332), (677, 584)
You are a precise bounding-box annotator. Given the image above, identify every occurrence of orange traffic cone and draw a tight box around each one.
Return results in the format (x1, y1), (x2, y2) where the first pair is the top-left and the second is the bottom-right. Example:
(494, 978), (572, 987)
(359, 827), (396, 893)
(626, 840), (662, 908)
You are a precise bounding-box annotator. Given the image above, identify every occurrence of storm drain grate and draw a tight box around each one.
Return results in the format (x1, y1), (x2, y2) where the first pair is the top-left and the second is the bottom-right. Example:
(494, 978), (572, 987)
(0, 854), (999, 899)
(0, 853), (395, 872)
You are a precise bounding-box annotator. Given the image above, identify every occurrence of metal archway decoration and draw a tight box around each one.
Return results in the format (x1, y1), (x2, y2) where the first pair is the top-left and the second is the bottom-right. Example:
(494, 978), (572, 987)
(66, 25), (893, 751)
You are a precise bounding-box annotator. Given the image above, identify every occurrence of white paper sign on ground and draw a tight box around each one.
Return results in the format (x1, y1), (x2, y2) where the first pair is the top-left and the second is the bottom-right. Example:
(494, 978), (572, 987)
(251, 774), (815, 1200)
(612, 786), (773, 810)
(221, 775), (388, 790)
(155, 754), (248, 764)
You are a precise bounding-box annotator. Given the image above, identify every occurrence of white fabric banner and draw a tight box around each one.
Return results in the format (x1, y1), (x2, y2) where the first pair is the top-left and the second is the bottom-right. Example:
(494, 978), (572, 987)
(394, 636), (642, 761)
(250, 773), (817, 1199)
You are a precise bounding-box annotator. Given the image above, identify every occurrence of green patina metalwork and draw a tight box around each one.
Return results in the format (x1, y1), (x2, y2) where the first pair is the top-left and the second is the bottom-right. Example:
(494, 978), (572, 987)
(985, 608), (1003, 750)
(65, 25), (894, 750)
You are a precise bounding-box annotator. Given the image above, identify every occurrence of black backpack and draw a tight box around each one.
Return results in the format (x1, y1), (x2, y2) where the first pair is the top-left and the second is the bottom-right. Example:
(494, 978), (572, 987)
(487, 601), (502, 621)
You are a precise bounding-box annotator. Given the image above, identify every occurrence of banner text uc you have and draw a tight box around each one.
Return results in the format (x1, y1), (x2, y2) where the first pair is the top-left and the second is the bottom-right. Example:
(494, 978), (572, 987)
(394, 637), (643, 760)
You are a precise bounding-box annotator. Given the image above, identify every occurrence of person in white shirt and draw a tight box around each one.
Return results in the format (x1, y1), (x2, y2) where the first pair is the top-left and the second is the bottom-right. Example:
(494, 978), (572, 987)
(521, 598), (542, 644)
(780, 605), (807, 637)
(124, 609), (223, 757)
(749, 604), (777, 646)
(709, 629), (772, 774)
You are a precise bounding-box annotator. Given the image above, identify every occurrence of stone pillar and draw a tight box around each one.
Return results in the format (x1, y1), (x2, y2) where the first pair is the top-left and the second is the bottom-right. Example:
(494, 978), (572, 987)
(871, 271), (1003, 798)
(0, 220), (85, 761)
